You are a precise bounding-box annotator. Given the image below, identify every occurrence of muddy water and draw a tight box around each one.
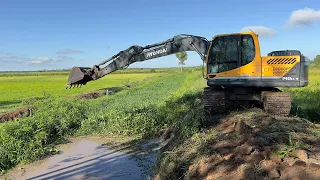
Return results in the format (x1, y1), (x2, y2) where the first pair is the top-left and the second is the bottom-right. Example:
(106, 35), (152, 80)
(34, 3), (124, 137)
(4, 138), (158, 180)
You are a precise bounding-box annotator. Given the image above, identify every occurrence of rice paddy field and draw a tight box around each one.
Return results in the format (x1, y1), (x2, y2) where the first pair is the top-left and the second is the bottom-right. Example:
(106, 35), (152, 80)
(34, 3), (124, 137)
(0, 72), (159, 114)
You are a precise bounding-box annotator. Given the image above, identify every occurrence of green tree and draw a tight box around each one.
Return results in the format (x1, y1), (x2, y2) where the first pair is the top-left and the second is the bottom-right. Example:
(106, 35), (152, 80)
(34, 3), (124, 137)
(175, 51), (188, 72)
(314, 55), (320, 65)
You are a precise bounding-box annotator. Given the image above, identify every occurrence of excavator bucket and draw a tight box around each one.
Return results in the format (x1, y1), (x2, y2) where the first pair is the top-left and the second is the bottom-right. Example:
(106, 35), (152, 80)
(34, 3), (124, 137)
(66, 67), (93, 89)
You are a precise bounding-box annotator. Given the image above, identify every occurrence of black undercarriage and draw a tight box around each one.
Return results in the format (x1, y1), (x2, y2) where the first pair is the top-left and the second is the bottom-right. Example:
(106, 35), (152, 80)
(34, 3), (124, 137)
(203, 86), (292, 117)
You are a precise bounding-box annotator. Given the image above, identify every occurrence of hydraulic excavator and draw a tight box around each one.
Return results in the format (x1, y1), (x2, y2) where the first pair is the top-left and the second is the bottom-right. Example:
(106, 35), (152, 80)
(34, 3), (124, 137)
(66, 32), (308, 116)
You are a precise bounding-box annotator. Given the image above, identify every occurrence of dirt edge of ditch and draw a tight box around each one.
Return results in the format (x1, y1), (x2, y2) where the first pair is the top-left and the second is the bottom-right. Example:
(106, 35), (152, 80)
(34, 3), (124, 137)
(154, 109), (320, 180)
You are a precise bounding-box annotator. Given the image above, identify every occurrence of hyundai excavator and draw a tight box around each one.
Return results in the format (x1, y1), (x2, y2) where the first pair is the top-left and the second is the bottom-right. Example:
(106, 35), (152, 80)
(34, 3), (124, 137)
(66, 32), (308, 116)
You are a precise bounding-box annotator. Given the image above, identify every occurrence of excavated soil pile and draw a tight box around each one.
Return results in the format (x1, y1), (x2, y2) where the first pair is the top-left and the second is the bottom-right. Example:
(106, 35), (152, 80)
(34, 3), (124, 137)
(76, 90), (106, 99)
(156, 110), (320, 180)
(75, 87), (123, 99)
(0, 106), (31, 122)
(190, 114), (320, 180)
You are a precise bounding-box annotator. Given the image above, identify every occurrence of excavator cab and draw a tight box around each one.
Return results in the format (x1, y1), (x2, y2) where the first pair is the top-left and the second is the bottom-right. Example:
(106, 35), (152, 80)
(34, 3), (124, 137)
(205, 32), (308, 88)
(203, 32), (308, 116)
(206, 33), (258, 81)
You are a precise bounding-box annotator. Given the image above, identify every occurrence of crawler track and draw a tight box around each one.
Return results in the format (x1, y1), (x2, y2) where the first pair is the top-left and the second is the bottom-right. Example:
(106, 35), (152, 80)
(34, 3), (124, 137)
(203, 87), (226, 115)
(262, 92), (292, 116)
(203, 87), (292, 118)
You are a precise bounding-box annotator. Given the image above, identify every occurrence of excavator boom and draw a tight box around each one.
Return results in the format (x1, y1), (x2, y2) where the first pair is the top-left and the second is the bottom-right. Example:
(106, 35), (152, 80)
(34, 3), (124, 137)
(66, 34), (209, 88)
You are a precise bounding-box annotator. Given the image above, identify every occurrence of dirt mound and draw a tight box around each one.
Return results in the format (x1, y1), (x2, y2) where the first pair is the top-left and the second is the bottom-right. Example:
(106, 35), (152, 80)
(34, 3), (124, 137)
(76, 90), (106, 99)
(75, 87), (123, 99)
(0, 106), (31, 122)
(156, 109), (320, 180)
(190, 114), (320, 180)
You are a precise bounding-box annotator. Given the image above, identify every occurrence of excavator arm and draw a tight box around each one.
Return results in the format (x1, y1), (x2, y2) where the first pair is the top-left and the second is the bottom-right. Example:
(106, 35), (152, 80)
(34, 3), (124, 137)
(66, 34), (210, 88)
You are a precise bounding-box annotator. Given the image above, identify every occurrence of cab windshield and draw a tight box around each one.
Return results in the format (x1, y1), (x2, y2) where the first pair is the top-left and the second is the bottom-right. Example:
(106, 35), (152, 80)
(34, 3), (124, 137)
(207, 34), (255, 74)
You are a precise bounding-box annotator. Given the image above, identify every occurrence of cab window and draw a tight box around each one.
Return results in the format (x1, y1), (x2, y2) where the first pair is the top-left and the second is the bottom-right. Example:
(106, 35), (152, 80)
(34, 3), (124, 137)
(241, 35), (255, 66)
(207, 35), (240, 73)
(207, 34), (255, 74)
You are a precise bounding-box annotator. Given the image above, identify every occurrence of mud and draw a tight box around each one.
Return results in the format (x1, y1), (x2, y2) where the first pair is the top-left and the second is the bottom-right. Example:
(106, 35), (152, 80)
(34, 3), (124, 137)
(3, 137), (159, 180)
(75, 75), (159, 100)
(75, 90), (106, 99)
(75, 87), (123, 100)
(0, 106), (31, 122)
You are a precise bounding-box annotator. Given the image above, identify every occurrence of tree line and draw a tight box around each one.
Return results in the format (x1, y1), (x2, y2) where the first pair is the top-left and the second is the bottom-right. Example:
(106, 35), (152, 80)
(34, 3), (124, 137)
(310, 55), (320, 66)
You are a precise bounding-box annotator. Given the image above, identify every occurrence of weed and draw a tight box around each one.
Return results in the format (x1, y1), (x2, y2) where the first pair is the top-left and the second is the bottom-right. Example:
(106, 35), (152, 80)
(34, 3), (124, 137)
(275, 134), (307, 159)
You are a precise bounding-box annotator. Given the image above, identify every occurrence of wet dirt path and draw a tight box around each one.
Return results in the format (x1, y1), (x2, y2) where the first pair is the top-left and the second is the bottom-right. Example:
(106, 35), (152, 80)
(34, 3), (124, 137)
(3, 137), (158, 180)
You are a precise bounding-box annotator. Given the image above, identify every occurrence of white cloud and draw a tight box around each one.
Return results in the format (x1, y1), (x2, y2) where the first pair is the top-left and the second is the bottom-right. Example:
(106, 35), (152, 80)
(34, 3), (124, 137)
(56, 49), (84, 54)
(0, 55), (28, 63)
(27, 57), (57, 64)
(240, 26), (276, 37)
(1, 53), (73, 65)
(56, 56), (74, 61)
(286, 8), (320, 27)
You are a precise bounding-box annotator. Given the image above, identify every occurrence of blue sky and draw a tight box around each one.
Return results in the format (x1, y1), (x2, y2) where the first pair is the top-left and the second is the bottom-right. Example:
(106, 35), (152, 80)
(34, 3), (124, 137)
(0, 0), (319, 71)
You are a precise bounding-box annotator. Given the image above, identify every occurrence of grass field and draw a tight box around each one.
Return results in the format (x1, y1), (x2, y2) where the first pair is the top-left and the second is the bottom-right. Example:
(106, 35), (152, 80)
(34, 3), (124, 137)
(0, 73), (159, 114)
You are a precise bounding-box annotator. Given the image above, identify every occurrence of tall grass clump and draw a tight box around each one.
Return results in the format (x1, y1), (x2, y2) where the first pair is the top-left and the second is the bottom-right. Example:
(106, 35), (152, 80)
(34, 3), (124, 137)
(0, 98), (88, 171)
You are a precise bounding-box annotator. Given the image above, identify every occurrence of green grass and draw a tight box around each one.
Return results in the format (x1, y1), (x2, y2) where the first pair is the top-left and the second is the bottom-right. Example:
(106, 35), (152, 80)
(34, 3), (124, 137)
(282, 66), (320, 123)
(0, 73), (158, 113)
(77, 71), (206, 137)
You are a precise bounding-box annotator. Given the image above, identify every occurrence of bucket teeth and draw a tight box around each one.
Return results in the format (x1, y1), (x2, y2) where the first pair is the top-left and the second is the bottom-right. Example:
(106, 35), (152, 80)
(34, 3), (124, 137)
(65, 83), (83, 89)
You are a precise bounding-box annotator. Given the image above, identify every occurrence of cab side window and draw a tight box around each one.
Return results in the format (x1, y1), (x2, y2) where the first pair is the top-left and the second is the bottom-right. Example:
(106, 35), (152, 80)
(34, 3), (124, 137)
(241, 35), (255, 66)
